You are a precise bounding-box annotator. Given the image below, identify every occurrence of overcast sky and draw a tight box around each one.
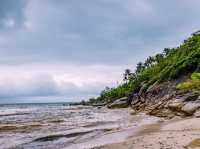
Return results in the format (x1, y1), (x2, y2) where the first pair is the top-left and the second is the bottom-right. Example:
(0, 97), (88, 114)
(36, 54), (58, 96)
(0, 0), (200, 103)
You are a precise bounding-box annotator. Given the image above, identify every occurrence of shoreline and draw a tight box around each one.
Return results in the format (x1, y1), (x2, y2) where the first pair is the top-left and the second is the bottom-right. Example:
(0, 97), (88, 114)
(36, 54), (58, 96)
(1, 103), (200, 149)
(94, 117), (200, 149)
(65, 108), (161, 149)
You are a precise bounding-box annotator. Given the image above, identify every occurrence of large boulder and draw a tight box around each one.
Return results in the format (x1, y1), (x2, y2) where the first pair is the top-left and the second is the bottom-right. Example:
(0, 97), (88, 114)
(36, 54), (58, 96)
(107, 97), (129, 109)
(181, 102), (200, 115)
(92, 103), (107, 107)
(129, 109), (137, 115)
(168, 99), (185, 111)
(177, 92), (199, 102)
(194, 109), (200, 118)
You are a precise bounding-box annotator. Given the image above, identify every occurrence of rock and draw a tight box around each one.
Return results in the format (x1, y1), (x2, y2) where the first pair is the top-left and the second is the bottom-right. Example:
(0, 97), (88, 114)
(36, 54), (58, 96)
(92, 103), (107, 107)
(130, 109), (137, 115)
(138, 83), (147, 96)
(194, 110), (200, 118)
(178, 92), (199, 102)
(168, 99), (184, 111)
(146, 82), (159, 93)
(107, 97), (129, 109)
(175, 112), (185, 117)
(131, 97), (140, 106)
(140, 97), (145, 103)
(148, 108), (174, 118)
(181, 102), (200, 115)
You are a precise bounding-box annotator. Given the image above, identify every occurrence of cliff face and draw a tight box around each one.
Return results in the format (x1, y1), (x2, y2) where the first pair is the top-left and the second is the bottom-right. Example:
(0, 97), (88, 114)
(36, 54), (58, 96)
(130, 74), (200, 118)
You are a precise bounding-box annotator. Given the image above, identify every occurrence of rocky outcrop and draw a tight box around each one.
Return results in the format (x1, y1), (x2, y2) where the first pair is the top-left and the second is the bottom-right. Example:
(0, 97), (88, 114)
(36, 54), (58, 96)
(168, 99), (184, 112)
(104, 75), (199, 118)
(92, 103), (107, 107)
(181, 102), (200, 115)
(176, 92), (199, 102)
(107, 97), (129, 109)
(130, 76), (200, 118)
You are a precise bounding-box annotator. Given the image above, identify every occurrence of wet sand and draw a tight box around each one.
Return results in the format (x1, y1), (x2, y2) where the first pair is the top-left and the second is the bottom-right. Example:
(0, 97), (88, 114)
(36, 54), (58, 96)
(95, 117), (200, 149)
(65, 109), (160, 149)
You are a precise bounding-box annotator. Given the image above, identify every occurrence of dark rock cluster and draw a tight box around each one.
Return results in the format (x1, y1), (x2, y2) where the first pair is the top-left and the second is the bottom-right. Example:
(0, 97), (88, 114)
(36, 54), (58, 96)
(107, 77), (200, 119)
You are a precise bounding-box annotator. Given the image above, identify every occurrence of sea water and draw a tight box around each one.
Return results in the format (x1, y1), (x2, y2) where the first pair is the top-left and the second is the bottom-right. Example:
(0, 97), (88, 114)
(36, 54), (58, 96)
(0, 103), (159, 149)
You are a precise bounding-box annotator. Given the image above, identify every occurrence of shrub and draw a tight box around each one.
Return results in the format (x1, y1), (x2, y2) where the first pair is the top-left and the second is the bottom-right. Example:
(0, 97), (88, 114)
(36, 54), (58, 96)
(176, 73), (200, 92)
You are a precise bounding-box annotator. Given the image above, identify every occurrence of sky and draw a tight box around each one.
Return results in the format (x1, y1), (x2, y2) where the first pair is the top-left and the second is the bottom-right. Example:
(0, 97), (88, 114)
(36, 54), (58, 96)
(0, 0), (200, 103)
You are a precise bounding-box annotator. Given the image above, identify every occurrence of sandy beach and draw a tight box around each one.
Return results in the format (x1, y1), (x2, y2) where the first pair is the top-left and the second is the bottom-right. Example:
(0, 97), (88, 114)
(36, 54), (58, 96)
(94, 117), (200, 149)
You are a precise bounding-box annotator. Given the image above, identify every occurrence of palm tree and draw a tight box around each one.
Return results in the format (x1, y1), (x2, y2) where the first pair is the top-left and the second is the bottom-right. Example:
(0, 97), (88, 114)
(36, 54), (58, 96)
(144, 56), (155, 68)
(123, 69), (132, 82)
(155, 53), (164, 63)
(163, 48), (171, 56)
(136, 62), (145, 74)
(128, 72), (137, 81)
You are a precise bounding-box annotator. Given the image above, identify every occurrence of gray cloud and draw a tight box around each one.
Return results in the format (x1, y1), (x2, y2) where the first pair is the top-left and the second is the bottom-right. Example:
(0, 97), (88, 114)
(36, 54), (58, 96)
(0, 1), (200, 102)
(0, 75), (58, 98)
(0, 63), (121, 102)
(0, 0), (27, 30)
(1, 0), (200, 65)
(0, 74), (103, 100)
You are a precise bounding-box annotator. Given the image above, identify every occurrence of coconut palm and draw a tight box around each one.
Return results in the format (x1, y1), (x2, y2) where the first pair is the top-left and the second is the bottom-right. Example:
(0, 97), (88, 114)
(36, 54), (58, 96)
(155, 53), (164, 63)
(136, 62), (145, 74)
(144, 56), (155, 68)
(123, 69), (132, 82)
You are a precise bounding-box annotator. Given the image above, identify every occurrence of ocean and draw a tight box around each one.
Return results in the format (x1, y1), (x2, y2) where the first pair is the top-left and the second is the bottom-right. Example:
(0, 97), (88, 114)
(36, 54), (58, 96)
(0, 103), (159, 149)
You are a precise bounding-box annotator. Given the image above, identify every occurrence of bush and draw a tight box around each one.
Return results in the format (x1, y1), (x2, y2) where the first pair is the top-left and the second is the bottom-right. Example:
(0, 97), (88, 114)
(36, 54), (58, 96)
(176, 73), (200, 92)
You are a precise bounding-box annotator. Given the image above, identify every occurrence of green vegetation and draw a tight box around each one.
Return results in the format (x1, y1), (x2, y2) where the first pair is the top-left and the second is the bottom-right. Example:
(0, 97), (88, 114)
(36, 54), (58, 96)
(88, 31), (200, 104)
(176, 73), (200, 92)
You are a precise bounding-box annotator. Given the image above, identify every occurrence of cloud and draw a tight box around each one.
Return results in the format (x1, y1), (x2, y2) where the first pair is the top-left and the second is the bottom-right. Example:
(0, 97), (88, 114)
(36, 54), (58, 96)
(0, 0), (27, 30)
(0, 63), (126, 102)
(0, 0), (169, 65)
(120, 0), (154, 17)
(0, 74), (58, 98)
(0, 1), (200, 102)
